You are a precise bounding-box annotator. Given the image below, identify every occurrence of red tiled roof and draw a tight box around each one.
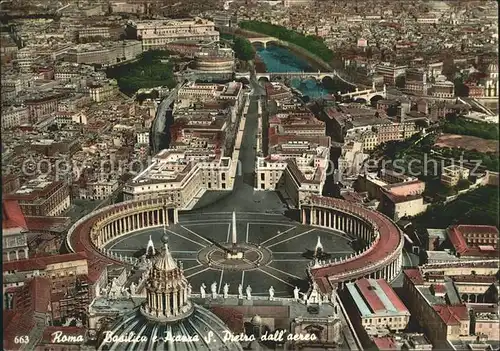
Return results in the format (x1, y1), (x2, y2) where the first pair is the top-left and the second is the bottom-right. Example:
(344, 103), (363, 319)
(3, 252), (88, 272)
(447, 225), (499, 257)
(403, 269), (425, 285)
(447, 225), (471, 255)
(456, 224), (499, 235)
(373, 336), (398, 350)
(67, 202), (141, 282)
(25, 216), (71, 232)
(376, 279), (408, 313)
(357, 279), (386, 313)
(433, 304), (468, 326)
(2, 199), (28, 230)
(309, 196), (403, 293)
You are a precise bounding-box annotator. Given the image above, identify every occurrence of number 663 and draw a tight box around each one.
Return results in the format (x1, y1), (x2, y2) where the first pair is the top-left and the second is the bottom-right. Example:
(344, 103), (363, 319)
(14, 336), (30, 344)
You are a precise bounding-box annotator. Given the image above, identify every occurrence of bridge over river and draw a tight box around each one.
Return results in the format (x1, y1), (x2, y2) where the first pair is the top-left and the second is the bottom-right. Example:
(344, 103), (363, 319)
(235, 70), (357, 87)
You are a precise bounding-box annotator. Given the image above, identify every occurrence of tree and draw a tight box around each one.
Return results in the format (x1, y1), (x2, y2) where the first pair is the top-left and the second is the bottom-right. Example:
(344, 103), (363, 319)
(232, 36), (255, 61)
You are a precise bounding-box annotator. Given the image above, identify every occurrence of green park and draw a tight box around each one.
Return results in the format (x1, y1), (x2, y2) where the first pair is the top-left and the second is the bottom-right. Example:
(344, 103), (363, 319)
(106, 50), (176, 96)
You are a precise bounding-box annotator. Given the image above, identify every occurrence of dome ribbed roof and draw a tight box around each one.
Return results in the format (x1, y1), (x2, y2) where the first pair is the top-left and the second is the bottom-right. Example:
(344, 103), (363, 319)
(154, 235), (177, 272)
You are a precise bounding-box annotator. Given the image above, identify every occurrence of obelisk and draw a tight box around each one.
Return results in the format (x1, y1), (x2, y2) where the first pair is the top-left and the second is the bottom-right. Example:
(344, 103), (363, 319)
(228, 212), (243, 259)
(232, 211), (237, 248)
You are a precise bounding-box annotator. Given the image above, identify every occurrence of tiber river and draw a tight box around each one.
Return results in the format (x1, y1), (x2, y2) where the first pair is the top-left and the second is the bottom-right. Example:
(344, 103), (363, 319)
(256, 45), (352, 98)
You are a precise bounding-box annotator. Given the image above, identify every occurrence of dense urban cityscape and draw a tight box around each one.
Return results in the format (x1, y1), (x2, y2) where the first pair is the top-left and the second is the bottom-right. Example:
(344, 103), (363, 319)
(1, 0), (498, 350)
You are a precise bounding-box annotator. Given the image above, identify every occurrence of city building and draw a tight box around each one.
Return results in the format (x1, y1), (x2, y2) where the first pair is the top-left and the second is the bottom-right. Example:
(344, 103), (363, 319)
(325, 106), (418, 147)
(441, 165), (470, 187)
(470, 304), (499, 341)
(64, 41), (142, 65)
(1, 105), (30, 129)
(4, 277), (53, 350)
(404, 68), (428, 95)
(123, 149), (234, 209)
(402, 262), (500, 349)
(431, 80), (455, 98)
(88, 82), (118, 102)
(4, 176), (71, 216)
(255, 134), (330, 207)
(375, 63), (408, 85)
(127, 18), (220, 51)
(356, 173), (428, 220)
(2, 199), (29, 262)
(344, 278), (410, 339)
(372, 333), (433, 351)
(76, 177), (120, 200)
(446, 225), (499, 259)
(25, 92), (65, 124)
(403, 269), (470, 347)
(3, 252), (88, 294)
(77, 25), (123, 41)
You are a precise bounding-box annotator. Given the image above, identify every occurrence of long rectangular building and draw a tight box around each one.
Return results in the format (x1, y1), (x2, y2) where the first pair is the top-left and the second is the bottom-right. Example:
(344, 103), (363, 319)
(127, 18), (220, 51)
(345, 278), (410, 333)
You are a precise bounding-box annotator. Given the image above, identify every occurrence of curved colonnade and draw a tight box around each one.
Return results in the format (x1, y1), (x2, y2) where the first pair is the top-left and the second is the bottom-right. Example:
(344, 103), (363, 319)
(66, 198), (178, 266)
(301, 195), (404, 292)
(66, 195), (403, 294)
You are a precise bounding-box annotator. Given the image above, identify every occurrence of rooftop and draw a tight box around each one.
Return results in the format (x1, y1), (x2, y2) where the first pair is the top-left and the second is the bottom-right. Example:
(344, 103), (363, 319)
(347, 278), (409, 318)
(3, 252), (88, 272)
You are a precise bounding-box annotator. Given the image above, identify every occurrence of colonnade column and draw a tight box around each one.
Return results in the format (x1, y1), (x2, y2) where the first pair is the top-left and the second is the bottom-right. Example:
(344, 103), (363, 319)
(159, 292), (164, 315)
(173, 289), (178, 314)
(301, 208), (306, 224)
(174, 209), (179, 224)
(329, 212), (332, 228)
(166, 292), (171, 317)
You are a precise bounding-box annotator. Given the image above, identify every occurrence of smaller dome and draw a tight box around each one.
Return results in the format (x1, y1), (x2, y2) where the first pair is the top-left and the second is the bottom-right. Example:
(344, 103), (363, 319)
(251, 315), (262, 325)
(154, 239), (178, 272)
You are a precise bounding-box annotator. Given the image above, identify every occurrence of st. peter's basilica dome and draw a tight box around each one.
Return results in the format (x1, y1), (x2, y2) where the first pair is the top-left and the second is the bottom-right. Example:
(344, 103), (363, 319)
(98, 234), (243, 351)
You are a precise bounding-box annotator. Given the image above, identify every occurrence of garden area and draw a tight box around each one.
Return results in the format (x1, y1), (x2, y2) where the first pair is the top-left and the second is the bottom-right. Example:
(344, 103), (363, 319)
(410, 186), (499, 229)
(372, 132), (498, 201)
(106, 50), (176, 96)
(434, 146), (498, 172)
(238, 20), (335, 62)
(442, 116), (499, 140)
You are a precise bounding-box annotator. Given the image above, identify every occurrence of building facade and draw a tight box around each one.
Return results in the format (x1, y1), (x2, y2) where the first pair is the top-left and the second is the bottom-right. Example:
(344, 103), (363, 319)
(4, 177), (71, 217)
(128, 18), (219, 51)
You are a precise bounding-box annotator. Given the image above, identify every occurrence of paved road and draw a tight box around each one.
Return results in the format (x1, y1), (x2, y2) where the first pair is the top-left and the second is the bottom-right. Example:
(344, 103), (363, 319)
(189, 93), (286, 214)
